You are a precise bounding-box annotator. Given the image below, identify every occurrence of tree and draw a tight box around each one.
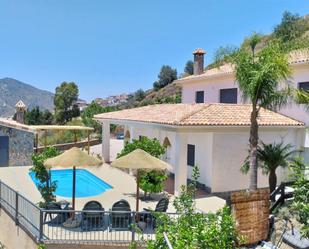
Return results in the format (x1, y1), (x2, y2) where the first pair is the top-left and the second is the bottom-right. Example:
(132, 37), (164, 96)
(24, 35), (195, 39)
(234, 34), (291, 190)
(134, 89), (146, 102)
(117, 136), (167, 198)
(81, 101), (117, 134)
(274, 11), (307, 43)
(184, 60), (194, 75)
(242, 142), (297, 198)
(23, 106), (53, 125)
(153, 65), (177, 90)
(54, 82), (79, 124)
(213, 45), (238, 64)
(31, 147), (60, 207)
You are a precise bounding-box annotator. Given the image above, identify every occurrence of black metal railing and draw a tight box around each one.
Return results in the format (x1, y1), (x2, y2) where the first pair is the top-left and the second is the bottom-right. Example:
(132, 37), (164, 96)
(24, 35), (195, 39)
(40, 209), (178, 245)
(0, 181), (41, 240)
(270, 181), (295, 213)
(0, 180), (178, 245)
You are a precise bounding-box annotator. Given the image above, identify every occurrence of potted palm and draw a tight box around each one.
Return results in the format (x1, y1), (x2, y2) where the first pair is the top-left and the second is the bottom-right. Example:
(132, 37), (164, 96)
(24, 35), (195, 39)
(231, 33), (292, 244)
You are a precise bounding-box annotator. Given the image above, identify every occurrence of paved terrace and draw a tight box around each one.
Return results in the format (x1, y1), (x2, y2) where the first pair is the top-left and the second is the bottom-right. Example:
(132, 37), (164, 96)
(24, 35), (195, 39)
(0, 164), (225, 214)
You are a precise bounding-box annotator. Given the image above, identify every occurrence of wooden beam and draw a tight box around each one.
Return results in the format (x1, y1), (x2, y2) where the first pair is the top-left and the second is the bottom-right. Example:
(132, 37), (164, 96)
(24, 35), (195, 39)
(35, 133), (39, 153)
(44, 130), (47, 148)
(87, 130), (90, 155)
(74, 131), (77, 144)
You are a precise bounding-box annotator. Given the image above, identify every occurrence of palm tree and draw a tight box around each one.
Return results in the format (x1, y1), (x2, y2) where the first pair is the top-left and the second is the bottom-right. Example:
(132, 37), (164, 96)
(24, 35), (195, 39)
(257, 142), (298, 197)
(234, 34), (291, 191)
(242, 142), (298, 199)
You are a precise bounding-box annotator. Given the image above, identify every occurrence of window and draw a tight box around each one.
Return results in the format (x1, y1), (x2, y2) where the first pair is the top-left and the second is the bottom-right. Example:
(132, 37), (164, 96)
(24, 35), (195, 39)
(187, 144), (195, 167)
(298, 82), (309, 91)
(195, 91), (204, 103)
(220, 88), (238, 103)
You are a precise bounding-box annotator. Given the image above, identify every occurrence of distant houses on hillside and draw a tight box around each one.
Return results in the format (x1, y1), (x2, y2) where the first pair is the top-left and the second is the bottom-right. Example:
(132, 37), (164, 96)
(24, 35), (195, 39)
(95, 93), (128, 107)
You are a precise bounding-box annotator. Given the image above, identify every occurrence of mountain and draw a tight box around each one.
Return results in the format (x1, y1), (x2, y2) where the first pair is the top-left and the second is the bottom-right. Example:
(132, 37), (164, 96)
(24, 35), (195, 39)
(0, 77), (54, 117)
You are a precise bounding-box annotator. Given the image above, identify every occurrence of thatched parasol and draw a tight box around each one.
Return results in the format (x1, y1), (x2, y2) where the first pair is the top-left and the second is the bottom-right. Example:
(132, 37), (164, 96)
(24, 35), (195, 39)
(44, 147), (103, 209)
(111, 149), (171, 212)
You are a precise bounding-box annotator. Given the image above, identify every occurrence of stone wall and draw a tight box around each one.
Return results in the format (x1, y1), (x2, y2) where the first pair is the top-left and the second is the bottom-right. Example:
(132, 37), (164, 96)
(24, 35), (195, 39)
(0, 125), (34, 166)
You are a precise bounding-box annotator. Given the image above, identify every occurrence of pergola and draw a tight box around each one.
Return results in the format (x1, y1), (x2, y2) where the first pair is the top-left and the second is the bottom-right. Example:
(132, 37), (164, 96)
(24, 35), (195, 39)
(31, 125), (94, 154)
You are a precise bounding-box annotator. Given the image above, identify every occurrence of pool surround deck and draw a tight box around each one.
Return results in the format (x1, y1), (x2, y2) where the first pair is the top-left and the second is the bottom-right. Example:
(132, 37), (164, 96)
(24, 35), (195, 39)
(0, 164), (225, 213)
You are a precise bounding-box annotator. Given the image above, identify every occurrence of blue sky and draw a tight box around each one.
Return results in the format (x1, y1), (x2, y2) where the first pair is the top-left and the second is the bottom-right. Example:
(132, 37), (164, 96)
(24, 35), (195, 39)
(0, 1), (308, 101)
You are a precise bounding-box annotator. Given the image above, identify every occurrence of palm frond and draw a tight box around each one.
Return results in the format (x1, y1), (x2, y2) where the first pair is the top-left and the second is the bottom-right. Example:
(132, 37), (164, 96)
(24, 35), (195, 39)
(295, 89), (309, 108)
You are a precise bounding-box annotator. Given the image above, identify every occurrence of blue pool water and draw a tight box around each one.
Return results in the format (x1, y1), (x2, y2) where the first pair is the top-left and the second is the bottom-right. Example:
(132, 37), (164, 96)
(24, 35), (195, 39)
(29, 169), (112, 198)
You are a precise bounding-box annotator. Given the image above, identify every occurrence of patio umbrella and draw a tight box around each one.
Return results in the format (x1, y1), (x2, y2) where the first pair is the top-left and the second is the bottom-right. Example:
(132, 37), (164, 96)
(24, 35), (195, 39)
(111, 149), (171, 212)
(44, 147), (103, 210)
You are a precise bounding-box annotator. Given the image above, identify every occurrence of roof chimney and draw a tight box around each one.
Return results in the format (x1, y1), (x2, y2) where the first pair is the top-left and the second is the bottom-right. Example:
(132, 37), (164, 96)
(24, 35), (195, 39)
(193, 48), (206, 75)
(15, 100), (26, 124)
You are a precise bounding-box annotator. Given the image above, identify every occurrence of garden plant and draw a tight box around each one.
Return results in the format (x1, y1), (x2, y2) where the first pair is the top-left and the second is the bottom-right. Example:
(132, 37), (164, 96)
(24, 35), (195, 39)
(31, 147), (60, 207)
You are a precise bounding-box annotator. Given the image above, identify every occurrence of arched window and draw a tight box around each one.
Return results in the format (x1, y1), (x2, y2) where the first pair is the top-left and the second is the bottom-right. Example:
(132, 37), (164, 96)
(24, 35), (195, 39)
(124, 130), (131, 143)
(163, 137), (171, 162)
(124, 130), (130, 139)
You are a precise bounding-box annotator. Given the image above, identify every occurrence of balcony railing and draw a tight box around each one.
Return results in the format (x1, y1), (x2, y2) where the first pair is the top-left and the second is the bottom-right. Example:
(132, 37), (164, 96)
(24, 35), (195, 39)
(0, 180), (178, 246)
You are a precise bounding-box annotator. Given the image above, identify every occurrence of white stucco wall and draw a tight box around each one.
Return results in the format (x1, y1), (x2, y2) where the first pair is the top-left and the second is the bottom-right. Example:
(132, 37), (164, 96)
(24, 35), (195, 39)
(211, 128), (302, 192)
(125, 126), (214, 188)
(182, 75), (241, 104)
(186, 132), (213, 188)
(181, 64), (309, 125)
(124, 124), (304, 193)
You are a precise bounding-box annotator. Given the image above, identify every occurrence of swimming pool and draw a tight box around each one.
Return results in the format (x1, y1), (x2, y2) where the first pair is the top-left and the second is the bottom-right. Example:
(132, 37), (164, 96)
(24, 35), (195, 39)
(29, 169), (112, 198)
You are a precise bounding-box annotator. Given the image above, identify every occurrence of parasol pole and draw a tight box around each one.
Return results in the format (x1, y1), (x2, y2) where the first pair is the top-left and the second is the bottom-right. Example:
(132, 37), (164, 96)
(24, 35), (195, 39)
(72, 166), (76, 210)
(136, 170), (140, 212)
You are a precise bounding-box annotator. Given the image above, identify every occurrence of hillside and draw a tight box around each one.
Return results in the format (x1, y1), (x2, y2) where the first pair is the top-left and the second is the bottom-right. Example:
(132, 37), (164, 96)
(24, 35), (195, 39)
(0, 77), (54, 117)
(119, 82), (181, 109)
(206, 12), (309, 70)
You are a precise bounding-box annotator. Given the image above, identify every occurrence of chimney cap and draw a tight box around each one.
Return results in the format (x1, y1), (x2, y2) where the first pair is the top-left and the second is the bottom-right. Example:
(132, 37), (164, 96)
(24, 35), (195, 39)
(15, 100), (26, 109)
(193, 48), (206, 55)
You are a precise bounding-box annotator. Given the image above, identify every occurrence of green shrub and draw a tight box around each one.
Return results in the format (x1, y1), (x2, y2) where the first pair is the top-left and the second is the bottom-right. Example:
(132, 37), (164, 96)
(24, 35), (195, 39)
(147, 166), (243, 249)
(31, 147), (60, 207)
(290, 157), (309, 238)
(37, 244), (46, 249)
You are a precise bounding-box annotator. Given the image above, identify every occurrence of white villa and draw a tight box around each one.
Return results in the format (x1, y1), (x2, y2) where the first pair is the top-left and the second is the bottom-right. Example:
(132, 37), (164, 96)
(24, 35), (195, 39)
(95, 48), (309, 195)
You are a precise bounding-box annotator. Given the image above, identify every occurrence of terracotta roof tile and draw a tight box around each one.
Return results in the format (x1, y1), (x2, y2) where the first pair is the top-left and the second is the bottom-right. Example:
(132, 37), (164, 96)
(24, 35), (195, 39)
(94, 104), (304, 127)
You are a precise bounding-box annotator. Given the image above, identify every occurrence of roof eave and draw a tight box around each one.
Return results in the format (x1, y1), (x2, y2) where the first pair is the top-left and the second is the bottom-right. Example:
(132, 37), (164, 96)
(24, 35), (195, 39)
(94, 117), (304, 129)
(175, 72), (235, 85)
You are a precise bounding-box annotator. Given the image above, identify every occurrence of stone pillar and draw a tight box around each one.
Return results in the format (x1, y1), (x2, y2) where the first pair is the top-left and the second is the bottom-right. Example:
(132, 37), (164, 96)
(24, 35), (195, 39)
(102, 122), (110, 163)
(174, 133), (187, 196)
(129, 126), (134, 143)
(231, 189), (270, 245)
